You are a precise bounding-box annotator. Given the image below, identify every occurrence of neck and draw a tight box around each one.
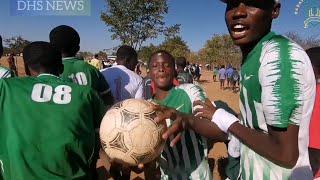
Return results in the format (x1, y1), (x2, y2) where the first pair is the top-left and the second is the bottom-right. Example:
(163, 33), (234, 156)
(62, 53), (75, 58)
(240, 31), (271, 62)
(154, 86), (173, 101)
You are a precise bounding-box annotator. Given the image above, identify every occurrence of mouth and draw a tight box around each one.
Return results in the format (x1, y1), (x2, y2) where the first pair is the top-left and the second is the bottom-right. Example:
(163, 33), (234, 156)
(156, 74), (170, 83)
(230, 23), (249, 39)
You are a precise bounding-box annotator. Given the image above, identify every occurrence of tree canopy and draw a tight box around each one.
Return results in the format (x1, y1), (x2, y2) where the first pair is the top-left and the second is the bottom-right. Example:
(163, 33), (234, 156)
(101, 0), (180, 50)
(4, 36), (31, 55)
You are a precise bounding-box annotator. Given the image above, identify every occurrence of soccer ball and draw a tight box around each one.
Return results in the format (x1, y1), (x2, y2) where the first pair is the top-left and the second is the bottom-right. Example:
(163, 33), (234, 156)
(99, 99), (166, 166)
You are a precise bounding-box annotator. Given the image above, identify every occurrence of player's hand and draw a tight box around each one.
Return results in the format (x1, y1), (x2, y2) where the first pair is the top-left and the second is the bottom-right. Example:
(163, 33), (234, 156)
(193, 99), (217, 120)
(154, 105), (189, 147)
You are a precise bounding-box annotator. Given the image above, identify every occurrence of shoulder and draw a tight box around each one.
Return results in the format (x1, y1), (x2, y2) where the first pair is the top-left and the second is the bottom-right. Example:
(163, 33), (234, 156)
(260, 34), (309, 64)
(0, 66), (13, 78)
(176, 83), (206, 102)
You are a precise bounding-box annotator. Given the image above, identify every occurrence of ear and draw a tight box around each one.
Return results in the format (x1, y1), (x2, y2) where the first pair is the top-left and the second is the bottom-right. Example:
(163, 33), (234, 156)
(272, 3), (281, 19)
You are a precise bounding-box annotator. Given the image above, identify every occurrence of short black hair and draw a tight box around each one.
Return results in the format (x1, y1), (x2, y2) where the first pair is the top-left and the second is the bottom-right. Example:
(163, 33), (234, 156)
(148, 50), (175, 68)
(23, 41), (62, 73)
(116, 45), (137, 62)
(49, 25), (80, 55)
(94, 54), (99, 58)
(175, 57), (187, 68)
(306, 47), (320, 67)
(0, 35), (3, 57)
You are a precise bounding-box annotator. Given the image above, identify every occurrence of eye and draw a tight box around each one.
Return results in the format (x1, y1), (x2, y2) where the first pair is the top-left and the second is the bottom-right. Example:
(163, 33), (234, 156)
(164, 63), (170, 68)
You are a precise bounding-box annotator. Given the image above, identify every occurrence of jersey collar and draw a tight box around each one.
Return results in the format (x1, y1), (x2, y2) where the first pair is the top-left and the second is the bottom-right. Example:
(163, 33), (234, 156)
(62, 57), (76, 60)
(38, 73), (60, 79)
(244, 31), (275, 64)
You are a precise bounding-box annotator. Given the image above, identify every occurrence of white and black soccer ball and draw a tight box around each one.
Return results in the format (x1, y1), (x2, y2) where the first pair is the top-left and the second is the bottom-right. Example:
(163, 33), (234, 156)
(99, 99), (166, 166)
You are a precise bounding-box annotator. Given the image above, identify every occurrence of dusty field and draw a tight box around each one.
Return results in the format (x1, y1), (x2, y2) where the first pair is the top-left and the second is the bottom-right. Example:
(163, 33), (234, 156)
(0, 56), (240, 180)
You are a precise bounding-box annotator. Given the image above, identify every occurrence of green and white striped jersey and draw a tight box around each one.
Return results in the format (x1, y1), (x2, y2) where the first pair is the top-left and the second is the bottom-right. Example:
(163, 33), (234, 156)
(152, 84), (211, 180)
(0, 66), (14, 79)
(239, 32), (316, 179)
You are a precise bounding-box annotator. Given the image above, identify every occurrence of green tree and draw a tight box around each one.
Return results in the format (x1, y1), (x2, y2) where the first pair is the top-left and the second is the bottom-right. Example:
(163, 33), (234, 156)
(138, 44), (158, 62)
(159, 36), (190, 58)
(199, 34), (241, 67)
(4, 36), (31, 55)
(101, 0), (180, 50)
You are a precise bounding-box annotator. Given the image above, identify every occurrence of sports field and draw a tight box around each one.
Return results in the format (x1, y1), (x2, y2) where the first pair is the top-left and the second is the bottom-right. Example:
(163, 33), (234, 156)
(0, 56), (240, 180)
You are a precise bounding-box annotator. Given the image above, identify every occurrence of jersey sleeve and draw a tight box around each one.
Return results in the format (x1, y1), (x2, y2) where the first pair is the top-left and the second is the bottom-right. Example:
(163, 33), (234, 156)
(88, 66), (114, 106)
(134, 79), (144, 99)
(178, 84), (207, 112)
(259, 40), (316, 128)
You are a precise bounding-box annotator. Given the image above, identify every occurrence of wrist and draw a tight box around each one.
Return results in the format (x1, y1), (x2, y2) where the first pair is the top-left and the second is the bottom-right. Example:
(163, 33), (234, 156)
(211, 109), (239, 133)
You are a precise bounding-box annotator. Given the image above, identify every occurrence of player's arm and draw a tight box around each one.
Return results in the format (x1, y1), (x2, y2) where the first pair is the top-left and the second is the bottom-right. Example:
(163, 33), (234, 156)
(154, 98), (227, 146)
(135, 79), (144, 99)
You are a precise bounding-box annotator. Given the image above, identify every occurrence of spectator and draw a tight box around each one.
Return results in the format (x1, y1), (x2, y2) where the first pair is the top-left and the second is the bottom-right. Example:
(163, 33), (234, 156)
(218, 65), (226, 90)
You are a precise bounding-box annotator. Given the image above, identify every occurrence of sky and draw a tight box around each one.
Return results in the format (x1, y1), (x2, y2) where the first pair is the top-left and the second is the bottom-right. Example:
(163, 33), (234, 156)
(0, 0), (319, 53)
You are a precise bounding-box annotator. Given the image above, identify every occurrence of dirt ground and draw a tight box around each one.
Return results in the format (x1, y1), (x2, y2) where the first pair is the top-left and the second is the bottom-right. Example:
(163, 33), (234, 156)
(0, 56), (240, 180)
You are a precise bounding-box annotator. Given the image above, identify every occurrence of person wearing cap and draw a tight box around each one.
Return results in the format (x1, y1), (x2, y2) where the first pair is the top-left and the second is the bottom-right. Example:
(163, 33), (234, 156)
(0, 41), (106, 179)
(0, 35), (15, 78)
(154, 0), (315, 179)
(306, 47), (320, 179)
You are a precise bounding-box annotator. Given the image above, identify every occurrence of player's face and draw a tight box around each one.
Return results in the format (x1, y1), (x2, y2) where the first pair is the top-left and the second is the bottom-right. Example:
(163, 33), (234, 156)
(225, 0), (279, 47)
(150, 54), (175, 90)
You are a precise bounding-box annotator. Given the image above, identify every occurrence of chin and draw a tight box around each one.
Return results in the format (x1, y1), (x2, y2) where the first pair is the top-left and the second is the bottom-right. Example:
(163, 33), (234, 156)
(157, 83), (173, 91)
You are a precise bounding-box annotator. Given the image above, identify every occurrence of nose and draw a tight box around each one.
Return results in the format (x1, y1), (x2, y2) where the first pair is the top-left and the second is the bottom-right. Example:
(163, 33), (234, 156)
(233, 3), (247, 19)
(158, 64), (165, 72)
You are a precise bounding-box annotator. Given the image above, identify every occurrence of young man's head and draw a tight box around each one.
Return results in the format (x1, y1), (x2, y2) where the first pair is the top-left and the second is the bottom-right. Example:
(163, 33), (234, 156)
(0, 35), (3, 58)
(175, 57), (187, 72)
(306, 47), (320, 83)
(223, 0), (280, 49)
(116, 45), (138, 71)
(94, 54), (99, 59)
(149, 50), (175, 91)
(23, 41), (63, 77)
(49, 25), (80, 57)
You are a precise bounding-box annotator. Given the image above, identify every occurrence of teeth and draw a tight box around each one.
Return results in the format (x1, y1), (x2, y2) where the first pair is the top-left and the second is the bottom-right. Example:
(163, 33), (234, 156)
(234, 24), (245, 29)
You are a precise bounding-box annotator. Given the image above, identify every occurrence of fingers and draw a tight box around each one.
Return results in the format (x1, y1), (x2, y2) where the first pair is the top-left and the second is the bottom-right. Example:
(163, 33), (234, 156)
(154, 107), (177, 124)
(162, 120), (182, 140)
(170, 133), (182, 147)
(193, 100), (205, 107)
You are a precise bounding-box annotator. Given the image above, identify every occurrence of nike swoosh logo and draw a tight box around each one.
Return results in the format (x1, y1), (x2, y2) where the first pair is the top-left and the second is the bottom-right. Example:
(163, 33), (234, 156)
(176, 104), (184, 110)
(244, 75), (254, 81)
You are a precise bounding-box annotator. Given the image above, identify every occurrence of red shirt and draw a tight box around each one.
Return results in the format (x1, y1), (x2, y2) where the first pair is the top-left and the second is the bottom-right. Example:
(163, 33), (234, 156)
(310, 84), (320, 149)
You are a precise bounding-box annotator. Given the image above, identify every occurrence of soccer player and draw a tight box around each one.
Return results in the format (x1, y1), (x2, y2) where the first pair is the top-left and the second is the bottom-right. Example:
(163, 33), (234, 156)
(100, 45), (143, 103)
(0, 35), (14, 78)
(155, 0), (316, 179)
(218, 65), (226, 90)
(225, 65), (234, 89)
(176, 56), (193, 84)
(306, 47), (320, 179)
(0, 41), (105, 179)
(150, 50), (225, 179)
(49, 25), (113, 106)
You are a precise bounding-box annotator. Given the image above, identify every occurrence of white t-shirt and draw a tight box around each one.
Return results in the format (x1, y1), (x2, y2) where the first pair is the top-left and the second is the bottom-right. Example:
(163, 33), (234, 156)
(100, 65), (143, 103)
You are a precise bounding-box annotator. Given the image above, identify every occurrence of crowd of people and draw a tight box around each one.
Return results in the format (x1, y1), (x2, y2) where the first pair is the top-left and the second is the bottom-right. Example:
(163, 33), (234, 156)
(0, 0), (319, 180)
